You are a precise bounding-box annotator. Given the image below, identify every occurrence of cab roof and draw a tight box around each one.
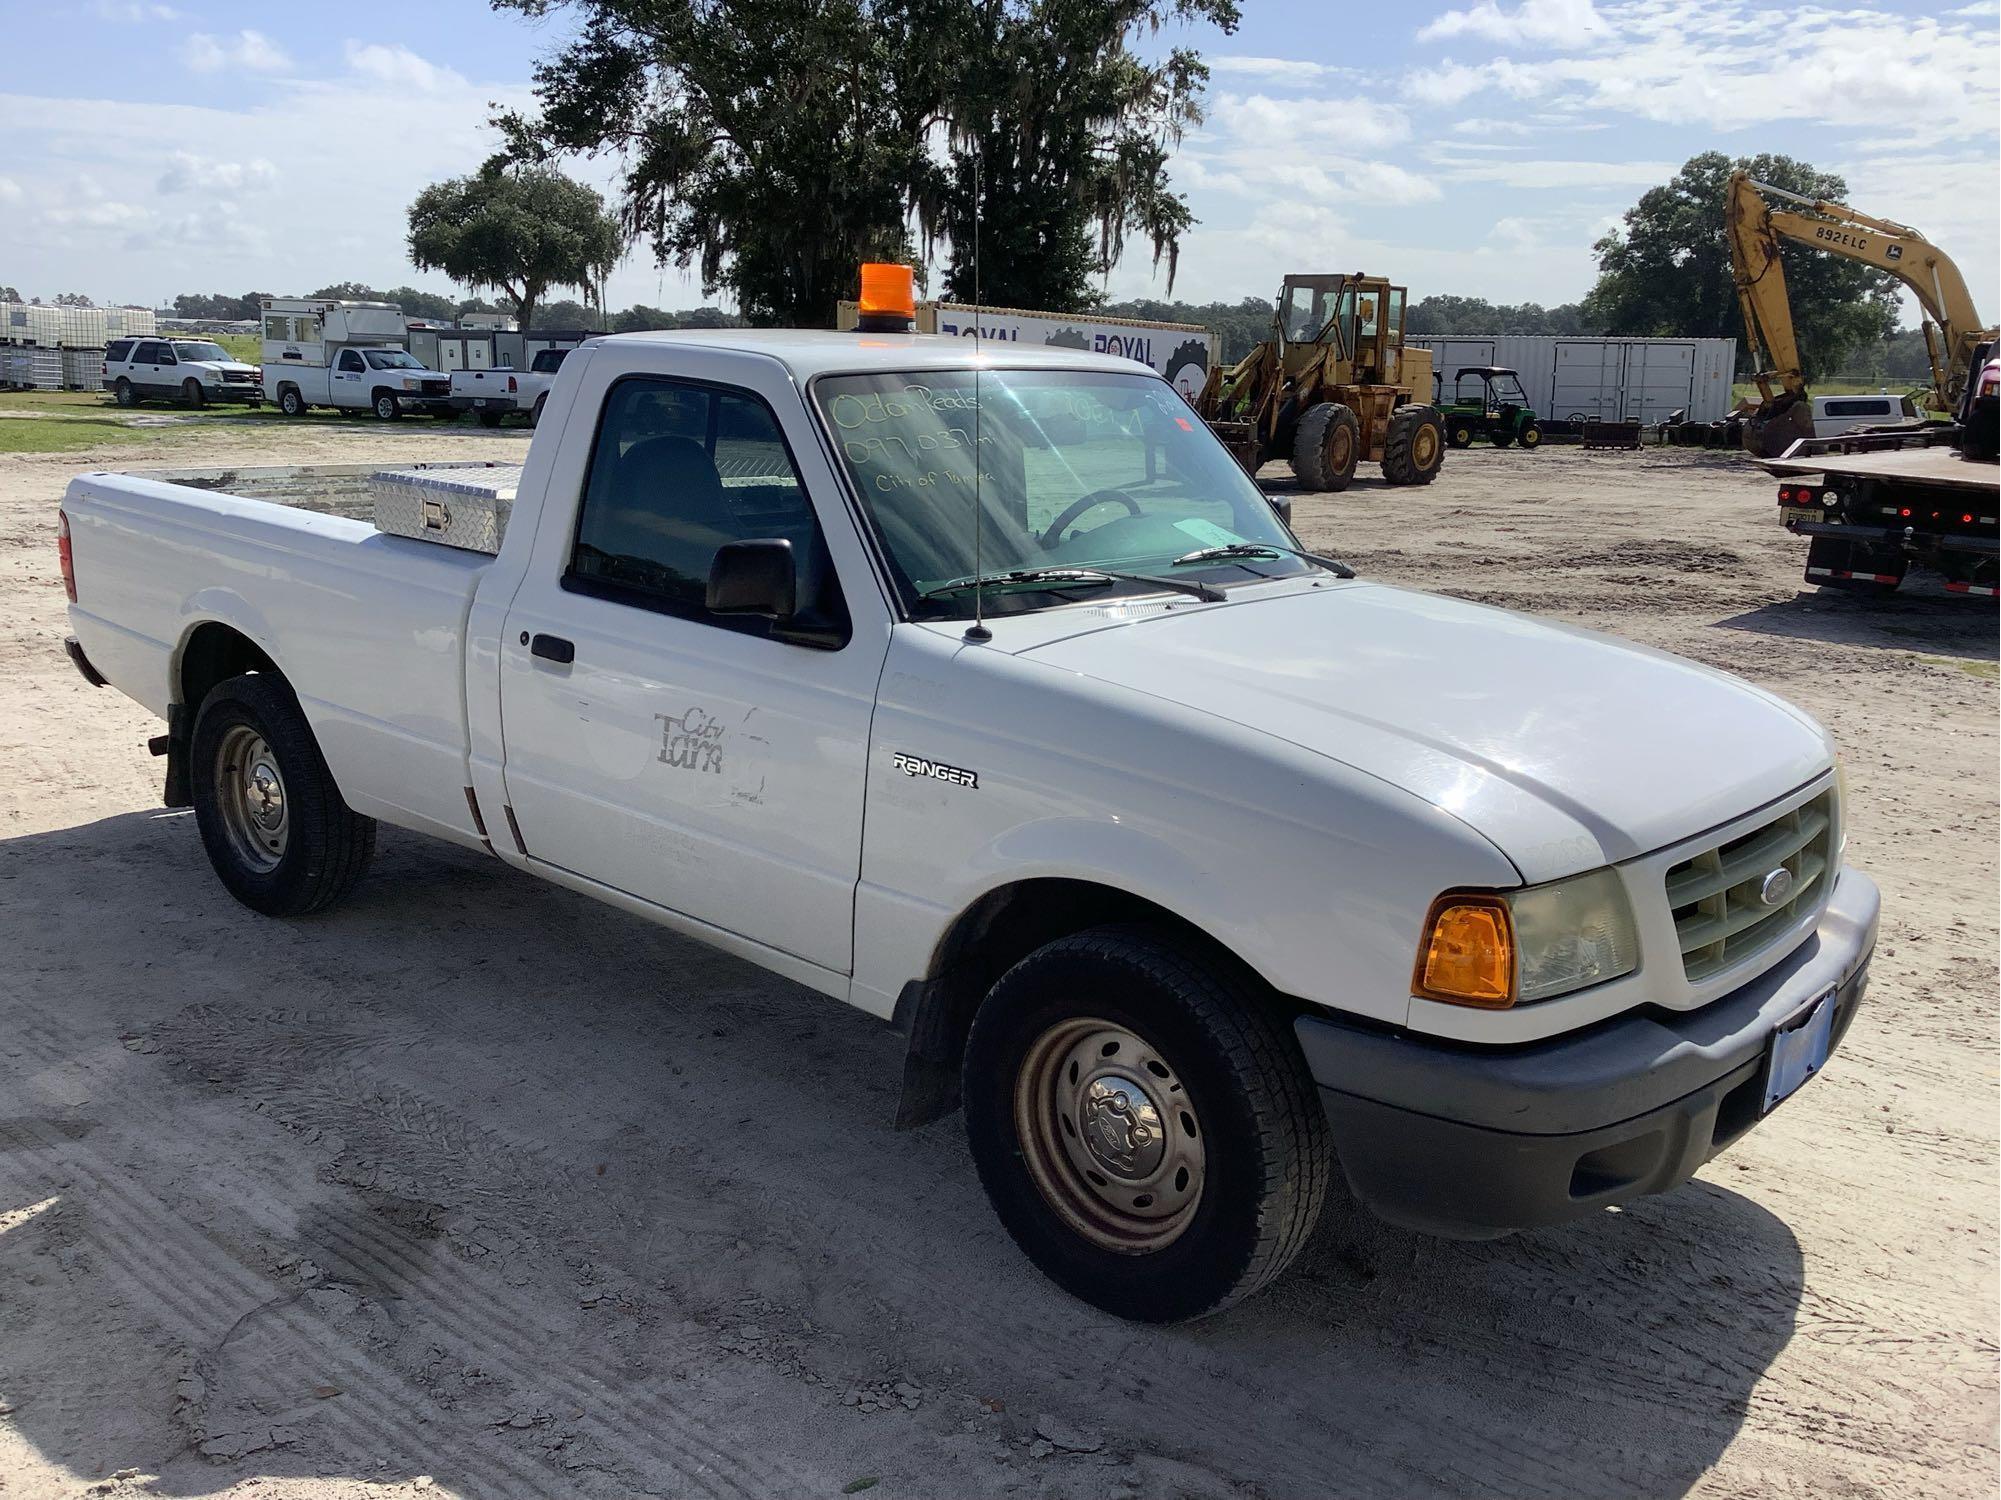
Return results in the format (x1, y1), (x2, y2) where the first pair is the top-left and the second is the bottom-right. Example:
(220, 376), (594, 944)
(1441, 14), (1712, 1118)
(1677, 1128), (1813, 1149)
(588, 328), (1158, 381)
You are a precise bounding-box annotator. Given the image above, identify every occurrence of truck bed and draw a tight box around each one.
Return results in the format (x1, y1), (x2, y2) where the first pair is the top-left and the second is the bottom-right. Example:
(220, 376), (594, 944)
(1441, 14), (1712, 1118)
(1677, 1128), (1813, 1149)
(127, 461), (521, 521)
(1758, 440), (2000, 493)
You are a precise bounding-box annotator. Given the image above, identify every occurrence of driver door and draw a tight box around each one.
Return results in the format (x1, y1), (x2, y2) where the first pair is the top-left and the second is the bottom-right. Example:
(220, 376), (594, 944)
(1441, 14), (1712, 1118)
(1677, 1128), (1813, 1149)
(333, 348), (366, 405)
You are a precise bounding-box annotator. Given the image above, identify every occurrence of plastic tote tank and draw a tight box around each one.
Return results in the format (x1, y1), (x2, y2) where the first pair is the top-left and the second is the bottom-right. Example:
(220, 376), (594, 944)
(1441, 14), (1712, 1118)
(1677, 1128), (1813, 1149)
(1409, 335), (1737, 425)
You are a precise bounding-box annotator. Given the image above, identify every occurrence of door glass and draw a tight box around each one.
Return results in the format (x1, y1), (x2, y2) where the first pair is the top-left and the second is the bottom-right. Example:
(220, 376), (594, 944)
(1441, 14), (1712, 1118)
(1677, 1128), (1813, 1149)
(1386, 289), (1405, 342)
(568, 378), (818, 619)
(337, 350), (364, 372)
(1282, 284), (1320, 342)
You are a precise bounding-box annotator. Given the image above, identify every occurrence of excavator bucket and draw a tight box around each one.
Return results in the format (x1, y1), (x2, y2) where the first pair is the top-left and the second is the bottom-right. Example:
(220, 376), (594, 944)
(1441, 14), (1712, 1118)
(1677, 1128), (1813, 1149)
(1742, 398), (1815, 458)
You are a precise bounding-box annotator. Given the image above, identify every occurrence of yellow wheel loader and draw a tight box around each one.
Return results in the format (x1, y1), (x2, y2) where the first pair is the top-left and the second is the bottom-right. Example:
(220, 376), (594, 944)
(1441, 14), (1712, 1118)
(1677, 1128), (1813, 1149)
(1195, 274), (1444, 491)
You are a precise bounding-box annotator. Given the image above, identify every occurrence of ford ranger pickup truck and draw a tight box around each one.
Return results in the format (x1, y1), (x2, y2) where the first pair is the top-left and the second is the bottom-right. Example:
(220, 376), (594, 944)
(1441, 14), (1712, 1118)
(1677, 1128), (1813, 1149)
(58, 328), (1880, 1322)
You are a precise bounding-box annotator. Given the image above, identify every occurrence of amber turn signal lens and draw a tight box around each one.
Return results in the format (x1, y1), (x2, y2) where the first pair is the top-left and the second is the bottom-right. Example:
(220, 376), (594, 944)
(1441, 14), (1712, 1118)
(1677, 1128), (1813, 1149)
(1413, 895), (1516, 1008)
(858, 262), (916, 321)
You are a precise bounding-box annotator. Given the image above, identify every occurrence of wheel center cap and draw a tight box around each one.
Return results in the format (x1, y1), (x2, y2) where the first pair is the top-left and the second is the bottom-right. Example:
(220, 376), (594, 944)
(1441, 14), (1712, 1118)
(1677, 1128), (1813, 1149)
(249, 765), (284, 828)
(1079, 1073), (1165, 1180)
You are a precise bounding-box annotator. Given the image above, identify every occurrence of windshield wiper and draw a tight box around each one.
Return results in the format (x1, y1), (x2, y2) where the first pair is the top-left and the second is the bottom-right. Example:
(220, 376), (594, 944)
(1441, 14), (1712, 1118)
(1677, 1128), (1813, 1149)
(1170, 541), (1356, 579)
(920, 566), (1225, 604)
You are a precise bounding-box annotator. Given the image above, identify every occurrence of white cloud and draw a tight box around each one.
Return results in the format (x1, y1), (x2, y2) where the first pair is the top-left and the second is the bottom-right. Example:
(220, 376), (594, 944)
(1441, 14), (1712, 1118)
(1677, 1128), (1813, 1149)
(1420, 0), (1606, 45)
(1441, 158), (1679, 189)
(157, 152), (279, 194)
(1207, 56), (1338, 81)
(343, 42), (466, 93)
(1209, 94), (1411, 151)
(0, 176), (21, 205)
(179, 29), (292, 74)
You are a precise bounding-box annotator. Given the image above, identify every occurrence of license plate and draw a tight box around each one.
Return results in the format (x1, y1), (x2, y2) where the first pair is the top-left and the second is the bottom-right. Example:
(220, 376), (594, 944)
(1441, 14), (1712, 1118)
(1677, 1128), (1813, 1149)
(1763, 987), (1837, 1112)
(472, 399), (486, 408)
(1782, 506), (1824, 523)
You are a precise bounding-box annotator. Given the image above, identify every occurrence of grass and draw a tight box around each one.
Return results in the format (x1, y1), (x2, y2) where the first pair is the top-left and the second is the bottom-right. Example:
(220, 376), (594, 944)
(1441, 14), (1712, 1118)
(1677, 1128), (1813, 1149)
(0, 389), (204, 454)
(213, 332), (261, 363)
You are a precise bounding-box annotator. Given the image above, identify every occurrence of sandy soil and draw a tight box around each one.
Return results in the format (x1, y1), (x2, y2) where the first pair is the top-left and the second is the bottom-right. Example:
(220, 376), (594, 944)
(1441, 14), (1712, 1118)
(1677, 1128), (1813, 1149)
(0, 420), (1994, 1499)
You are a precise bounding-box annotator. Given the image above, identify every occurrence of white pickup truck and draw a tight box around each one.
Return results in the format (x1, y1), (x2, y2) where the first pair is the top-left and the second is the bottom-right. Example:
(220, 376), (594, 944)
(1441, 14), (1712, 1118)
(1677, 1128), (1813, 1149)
(448, 346), (571, 427)
(59, 329), (1879, 1322)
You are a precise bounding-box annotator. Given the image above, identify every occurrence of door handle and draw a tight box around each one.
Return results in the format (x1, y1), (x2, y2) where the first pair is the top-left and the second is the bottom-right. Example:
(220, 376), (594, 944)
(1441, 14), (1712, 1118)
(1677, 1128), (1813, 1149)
(529, 633), (575, 664)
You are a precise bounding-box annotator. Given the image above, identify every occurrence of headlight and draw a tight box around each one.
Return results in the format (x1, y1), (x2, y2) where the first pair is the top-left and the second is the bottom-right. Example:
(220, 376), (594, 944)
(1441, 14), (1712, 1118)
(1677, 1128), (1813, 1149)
(402, 377), (420, 391)
(1414, 868), (1639, 1009)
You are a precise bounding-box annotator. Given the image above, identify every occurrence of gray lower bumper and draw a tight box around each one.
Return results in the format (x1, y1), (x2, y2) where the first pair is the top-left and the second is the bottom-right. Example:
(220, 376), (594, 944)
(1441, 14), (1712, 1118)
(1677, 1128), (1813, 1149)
(1297, 867), (1880, 1238)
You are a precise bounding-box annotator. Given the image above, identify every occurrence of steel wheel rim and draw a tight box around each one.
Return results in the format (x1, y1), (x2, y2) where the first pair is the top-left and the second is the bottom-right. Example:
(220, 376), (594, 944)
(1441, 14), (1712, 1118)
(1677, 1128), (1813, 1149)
(1330, 423), (1355, 473)
(215, 724), (288, 872)
(1414, 425), (1440, 467)
(1014, 1016), (1206, 1254)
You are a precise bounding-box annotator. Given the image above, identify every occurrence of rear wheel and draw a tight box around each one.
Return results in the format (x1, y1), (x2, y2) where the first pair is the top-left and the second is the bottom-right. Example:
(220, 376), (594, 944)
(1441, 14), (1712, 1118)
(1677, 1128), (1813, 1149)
(190, 673), (376, 916)
(1291, 402), (1360, 492)
(530, 393), (547, 428)
(277, 385), (307, 418)
(1382, 404), (1445, 485)
(1446, 419), (1476, 449)
(113, 377), (138, 408)
(962, 927), (1331, 1322)
(373, 390), (401, 421)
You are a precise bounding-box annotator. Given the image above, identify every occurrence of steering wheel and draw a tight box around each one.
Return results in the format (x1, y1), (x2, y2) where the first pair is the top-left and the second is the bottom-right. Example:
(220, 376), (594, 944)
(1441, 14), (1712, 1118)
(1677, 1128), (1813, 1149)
(1041, 488), (1143, 547)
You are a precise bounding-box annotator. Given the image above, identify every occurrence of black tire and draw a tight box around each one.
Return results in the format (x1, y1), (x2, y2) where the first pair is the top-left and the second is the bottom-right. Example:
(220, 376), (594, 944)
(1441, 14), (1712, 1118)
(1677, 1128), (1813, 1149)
(963, 926), (1331, 1323)
(373, 390), (401, 421)
(182, 378), (206, 408)
(1382, 404), (1445, 485)
(478, 409), (505, 428)
(530, 393), (547, 429)
(114, 377), (138, 408)
(1489, 429), (1514, 448)
(1446, 419), (1475, 449)
(1518, 422), (1543, 450)
(189, 673), (376, 917)
(1291, 402), (1360, 493)
(278, 386), (307, 418)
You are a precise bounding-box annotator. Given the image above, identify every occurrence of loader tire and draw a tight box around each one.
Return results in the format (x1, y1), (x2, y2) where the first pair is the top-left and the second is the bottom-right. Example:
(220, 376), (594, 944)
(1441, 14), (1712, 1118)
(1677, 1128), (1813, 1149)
(1291, 402), (1360, 493)
(1383, 405), (1445, 485)
(190, 672), (376, 917)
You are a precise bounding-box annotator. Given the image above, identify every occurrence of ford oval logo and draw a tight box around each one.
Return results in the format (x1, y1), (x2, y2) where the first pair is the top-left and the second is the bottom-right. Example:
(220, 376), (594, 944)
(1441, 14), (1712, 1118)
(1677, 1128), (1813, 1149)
(1759, 867), (1795, 907)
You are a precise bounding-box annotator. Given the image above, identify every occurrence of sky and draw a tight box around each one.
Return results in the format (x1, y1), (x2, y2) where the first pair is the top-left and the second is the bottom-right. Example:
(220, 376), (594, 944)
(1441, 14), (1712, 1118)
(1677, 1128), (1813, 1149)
(0, 0), (1995, 324)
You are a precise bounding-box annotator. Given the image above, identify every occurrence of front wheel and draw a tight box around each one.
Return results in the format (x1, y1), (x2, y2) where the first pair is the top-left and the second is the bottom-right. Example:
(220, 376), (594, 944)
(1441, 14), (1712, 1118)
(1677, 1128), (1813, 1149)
(373, 391), (401, 421)
(1489, 429), (1514, 448)
(1291, 402), (1360, 492)
(182, 378), (206, 408)
(530, 393), (547, 428)
(1518, 422), (1543, 449)
(963, 927), (1330, 1322)
(190, 673), (376, 916)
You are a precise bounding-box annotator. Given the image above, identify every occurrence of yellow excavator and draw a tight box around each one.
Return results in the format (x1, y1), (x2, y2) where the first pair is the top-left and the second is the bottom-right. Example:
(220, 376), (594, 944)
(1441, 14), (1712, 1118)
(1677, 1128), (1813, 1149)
(1725, 169), (1996, 457)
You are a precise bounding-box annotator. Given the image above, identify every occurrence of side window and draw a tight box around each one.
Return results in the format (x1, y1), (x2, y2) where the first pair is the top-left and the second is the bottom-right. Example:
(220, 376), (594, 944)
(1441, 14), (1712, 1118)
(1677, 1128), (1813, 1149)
(106, 340), (134, 364)
(337, 350), (365, 372)
(566, 376), (823, 625)
(134, 341), (164, 363)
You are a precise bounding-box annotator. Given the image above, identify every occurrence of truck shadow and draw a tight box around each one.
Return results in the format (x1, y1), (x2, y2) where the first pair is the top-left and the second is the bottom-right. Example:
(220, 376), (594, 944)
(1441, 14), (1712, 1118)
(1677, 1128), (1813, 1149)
(0, 811), (1808, 1500)
(1716, 584), (2000, 660)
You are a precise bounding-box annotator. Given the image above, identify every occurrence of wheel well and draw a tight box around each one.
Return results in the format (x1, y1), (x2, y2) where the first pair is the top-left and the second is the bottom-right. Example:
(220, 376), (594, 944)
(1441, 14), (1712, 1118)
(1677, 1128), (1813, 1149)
(890, 878), (1271, 1128)
(165, 623), (280, 808)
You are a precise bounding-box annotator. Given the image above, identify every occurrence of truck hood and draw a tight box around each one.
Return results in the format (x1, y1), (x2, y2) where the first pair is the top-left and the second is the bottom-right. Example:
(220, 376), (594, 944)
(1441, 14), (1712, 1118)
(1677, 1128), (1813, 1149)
(1016, 583), (1832, 882)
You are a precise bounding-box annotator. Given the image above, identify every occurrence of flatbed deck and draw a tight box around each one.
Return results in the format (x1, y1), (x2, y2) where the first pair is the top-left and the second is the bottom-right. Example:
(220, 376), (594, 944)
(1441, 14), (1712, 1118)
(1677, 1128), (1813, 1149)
(1757, 441), (1999, 493)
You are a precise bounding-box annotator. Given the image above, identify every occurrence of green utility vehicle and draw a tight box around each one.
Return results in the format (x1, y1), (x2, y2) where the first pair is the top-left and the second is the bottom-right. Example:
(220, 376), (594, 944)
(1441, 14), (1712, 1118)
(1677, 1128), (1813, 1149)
(1438, 367), (1543, 450)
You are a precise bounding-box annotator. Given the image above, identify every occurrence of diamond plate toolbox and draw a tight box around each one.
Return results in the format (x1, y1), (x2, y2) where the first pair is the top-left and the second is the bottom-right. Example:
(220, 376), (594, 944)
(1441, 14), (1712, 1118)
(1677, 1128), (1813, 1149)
(371, 463), (524, 554)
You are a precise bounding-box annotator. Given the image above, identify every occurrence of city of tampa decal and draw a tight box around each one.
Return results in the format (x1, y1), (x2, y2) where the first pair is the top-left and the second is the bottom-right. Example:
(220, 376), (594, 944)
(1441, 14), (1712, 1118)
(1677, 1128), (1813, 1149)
(656, 706), (727, 774)
(892, 752), (978, 790)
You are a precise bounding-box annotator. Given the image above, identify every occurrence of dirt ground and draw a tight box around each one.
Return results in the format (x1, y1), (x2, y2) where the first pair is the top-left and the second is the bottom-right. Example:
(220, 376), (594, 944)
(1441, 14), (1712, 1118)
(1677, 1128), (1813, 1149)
(0, 418), (1994, 1500)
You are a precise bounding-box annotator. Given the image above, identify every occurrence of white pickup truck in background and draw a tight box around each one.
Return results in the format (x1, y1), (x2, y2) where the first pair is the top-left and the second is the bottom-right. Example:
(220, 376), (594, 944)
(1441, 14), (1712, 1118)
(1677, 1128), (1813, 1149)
(449, 345), (571, 427)
(58, 328), (1879, 1322)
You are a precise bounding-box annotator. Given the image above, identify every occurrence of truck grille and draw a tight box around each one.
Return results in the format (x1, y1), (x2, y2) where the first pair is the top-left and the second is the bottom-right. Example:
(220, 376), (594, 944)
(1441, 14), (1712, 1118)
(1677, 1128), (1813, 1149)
(1666, 792), (1834, 982)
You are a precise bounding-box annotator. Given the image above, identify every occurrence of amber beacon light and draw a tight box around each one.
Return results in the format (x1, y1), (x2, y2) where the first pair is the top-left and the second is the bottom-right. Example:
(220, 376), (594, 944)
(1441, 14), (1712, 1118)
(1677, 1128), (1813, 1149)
(856, 262), (917, 333)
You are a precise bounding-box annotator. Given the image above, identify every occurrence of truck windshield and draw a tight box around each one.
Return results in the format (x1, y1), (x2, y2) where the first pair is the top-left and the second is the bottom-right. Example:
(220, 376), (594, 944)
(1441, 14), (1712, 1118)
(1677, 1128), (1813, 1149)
(172, 342), (230, 362)
(815, 369), (1311, 617)
(363, 350), (424, 371)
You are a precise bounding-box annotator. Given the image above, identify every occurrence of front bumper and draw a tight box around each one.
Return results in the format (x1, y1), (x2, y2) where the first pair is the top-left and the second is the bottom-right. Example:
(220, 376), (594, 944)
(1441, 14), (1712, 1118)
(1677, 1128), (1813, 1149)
(1297, 867), (1880, 1239)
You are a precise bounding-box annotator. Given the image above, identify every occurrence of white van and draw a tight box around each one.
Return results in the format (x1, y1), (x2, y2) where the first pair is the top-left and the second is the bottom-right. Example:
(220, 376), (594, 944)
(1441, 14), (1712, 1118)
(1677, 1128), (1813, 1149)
(1811, 392), (1919, 438)
(260, 297), (453, 420)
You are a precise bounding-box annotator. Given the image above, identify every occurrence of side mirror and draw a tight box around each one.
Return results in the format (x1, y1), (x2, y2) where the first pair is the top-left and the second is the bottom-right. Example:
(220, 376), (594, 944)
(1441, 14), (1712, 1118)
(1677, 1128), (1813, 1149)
(1266, 493), (1293, 528)
(707, 538), (796, 620)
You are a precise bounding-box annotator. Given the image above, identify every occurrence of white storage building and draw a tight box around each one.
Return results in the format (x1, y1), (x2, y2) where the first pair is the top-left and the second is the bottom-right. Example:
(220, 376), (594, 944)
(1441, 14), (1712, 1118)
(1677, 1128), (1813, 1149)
(1409, 335), (1738, 425)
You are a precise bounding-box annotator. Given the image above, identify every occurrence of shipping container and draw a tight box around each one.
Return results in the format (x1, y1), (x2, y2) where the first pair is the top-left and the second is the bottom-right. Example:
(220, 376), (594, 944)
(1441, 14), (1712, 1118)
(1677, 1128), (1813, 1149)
(1409, 335), (1737, 425)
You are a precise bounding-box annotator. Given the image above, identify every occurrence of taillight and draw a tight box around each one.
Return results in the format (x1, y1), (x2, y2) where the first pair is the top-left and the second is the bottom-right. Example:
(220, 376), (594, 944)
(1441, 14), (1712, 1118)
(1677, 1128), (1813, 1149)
(507, 375), (518, 393)
(58, 510), (77, 602)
